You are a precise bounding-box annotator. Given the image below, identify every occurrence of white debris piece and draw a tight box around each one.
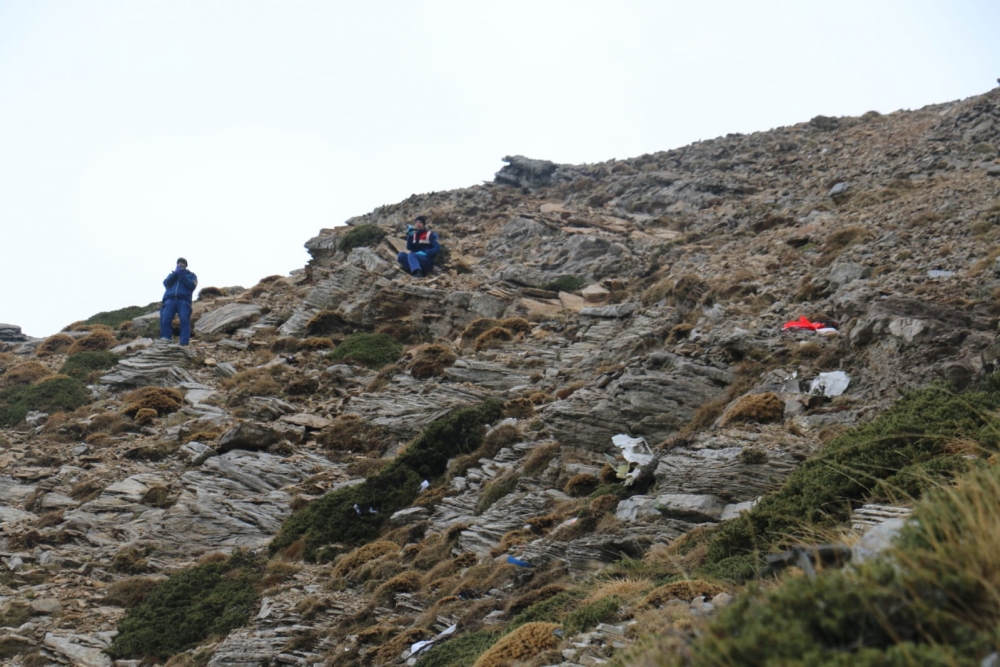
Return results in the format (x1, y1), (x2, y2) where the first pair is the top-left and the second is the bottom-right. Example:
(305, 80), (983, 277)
(809, 371), (850, 397)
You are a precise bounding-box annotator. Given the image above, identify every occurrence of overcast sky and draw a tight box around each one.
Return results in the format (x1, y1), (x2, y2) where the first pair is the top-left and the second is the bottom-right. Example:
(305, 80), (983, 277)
(1, 1), (997, 337)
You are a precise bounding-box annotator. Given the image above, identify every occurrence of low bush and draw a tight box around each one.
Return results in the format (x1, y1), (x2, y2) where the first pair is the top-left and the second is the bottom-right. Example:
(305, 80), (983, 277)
(0, 361), (53, 387)
(0, 376), (91, 427)
(721, 392), (785, 426)
(543, 275), (585, 293)
(60, 351), (119, 379)
(316, 415), (385, 456)
(305, 310), (352, 336)
(474, 623), (562, 667)
(701, 376), (1000, 581)
(81, 303), (160, 329)
(339, 224), (386, 253)
(409, 344), (458, 379)
(122, 387), (184, 418)
(109, 550), (262, 660)
(271, 400), (503, 560)
(474, 327), (513, 352)
(564, 596), (620, 634)
(67, 329), (118, 354)
(689, 465), (1000, 667)
(35, 334), (75, 357)
(415, 631), (498, 667)
(329, 333), (403, 370)
(460, 318), (501, 344)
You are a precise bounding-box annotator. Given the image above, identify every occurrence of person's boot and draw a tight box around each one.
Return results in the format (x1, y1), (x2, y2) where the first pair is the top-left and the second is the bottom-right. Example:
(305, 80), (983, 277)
(413, 269), (424, 278)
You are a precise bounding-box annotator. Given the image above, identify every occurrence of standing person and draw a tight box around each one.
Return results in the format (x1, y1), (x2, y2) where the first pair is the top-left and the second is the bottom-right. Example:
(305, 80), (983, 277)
(396, 215), (440, 277)
(160, 258), (198, 346)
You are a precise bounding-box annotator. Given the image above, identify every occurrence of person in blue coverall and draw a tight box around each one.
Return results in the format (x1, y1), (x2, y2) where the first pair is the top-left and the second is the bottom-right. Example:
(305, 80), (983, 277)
(160, 257), (198, 345)
(396, 215), (440, 277)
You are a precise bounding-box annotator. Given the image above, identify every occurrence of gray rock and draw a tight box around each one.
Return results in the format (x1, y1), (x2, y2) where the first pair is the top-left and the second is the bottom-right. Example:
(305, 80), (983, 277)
(216, 362), (239, 378)
(615, 496), (660, 521)
(43, 633), (111, 667)
(655, 493), (726, 522)
(100, 339), (196, 388)
(828, 182), (849, 197)
(495, 155), (559, 190)
(0, 323), (29, 343)
(391, 507), (430, 526)
(852, 517), (907, 563)
(30, 598), (62, 615)
(195, 303), (263, 336)
(580, 303), (637, 318)
(180, 441), (218, 466)
(828, 262), (870, 290)
(216, 421), (282, 453)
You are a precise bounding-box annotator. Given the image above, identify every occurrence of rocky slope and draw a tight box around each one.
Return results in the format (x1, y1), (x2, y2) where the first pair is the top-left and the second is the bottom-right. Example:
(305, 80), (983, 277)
(0, 87), (998, 667)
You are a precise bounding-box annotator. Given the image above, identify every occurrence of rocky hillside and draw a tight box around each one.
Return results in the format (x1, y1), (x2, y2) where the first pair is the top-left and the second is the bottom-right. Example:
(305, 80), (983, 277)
(0, 87), (999, 667)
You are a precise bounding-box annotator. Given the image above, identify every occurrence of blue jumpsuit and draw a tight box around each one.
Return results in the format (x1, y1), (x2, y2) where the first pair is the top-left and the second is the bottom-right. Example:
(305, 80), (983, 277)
(397, 229), (440, 275)
(160, 268), (198, 345)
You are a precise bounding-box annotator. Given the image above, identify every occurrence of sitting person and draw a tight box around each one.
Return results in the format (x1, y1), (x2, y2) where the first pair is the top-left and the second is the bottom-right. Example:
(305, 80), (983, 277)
(397, 215), (440, 277)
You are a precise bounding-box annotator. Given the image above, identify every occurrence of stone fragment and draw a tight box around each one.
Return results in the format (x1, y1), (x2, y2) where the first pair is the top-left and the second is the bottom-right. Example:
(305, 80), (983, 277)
(827, 262), (870, 290)
(279, 413), (332, 429)
(31, 598), (62, 615)
(558, 291), (586, 311)
(519, 297), (564, 320)
(180, 441), (219, 466)
(581, 284), (610, 302)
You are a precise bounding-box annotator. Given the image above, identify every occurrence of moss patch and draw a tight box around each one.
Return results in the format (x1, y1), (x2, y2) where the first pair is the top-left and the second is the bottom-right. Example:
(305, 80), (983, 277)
(329, 333), (403, 370)
(0, 376), (91, 427)
(109, 551), (262, 660)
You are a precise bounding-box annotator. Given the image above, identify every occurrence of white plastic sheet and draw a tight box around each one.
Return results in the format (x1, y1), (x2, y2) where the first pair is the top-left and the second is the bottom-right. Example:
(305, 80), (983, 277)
(809, 371), (850, 397)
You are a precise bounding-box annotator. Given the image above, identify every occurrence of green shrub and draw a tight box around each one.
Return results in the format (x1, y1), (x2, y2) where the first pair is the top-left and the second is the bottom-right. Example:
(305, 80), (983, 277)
(701, 377), (1000, 580)
(415, 631), (499, 667)
(507, 590), (583, 632)
(271, 400), (503, 559)
(328, 333), (403, 370)
(564, 596), (620, 634)
(60, 351), (119, 379)
(476, 471), (521, 514)
(338, 224), (386, 253)
(543, 275), (586, 293)
(690, 561), (990, 667)
(81, 303), (160, 329)
(0, 376), (91, 427)
(109, 551), (262, 660)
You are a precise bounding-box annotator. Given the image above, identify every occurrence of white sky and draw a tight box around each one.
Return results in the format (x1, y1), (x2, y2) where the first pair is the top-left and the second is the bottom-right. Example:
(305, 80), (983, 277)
(1, 1), (997, 337)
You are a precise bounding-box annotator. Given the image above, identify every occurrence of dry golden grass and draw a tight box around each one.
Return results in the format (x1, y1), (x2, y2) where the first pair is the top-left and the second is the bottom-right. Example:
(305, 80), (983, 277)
(0, 361), (54, 387)
(554, 380), (586, 400)
(35, 334), (74, 357)
(408, 343), (458, 379)
(473, 622), (562, 667)
(583, 577), (654, 606)
(371, 570), (423, 604)
(639, 580), (727, 609)
(331, 541), (400, 579)
(721, 392), (785, 427)
(460, 318), (501, 345)
(504, 397), (534, 419)
(67, 329), (117, 354)
(522, 442), (559, 475)
(474, 326), (514, 351)
(122, 387), (184, 417)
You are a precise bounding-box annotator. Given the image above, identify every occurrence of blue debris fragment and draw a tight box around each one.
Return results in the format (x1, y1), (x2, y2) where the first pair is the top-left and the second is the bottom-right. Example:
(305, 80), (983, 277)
(506, 555), (532, 568)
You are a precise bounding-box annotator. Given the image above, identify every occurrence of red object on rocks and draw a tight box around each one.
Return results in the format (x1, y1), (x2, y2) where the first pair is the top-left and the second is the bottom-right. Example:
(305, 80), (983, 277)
(782, 316), (838, 332)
